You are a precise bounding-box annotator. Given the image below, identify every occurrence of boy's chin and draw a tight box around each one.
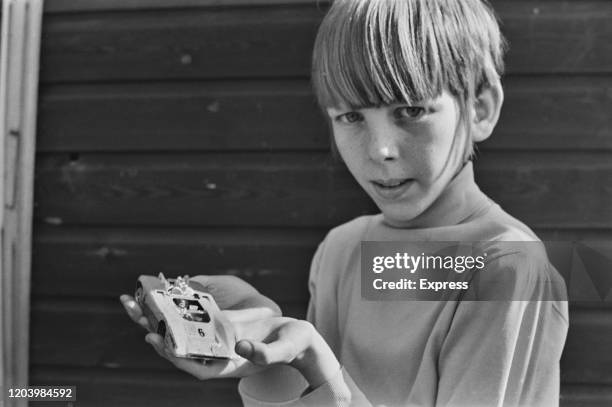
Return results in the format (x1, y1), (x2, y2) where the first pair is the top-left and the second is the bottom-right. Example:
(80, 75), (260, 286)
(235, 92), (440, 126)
(379, 203), (428, 228)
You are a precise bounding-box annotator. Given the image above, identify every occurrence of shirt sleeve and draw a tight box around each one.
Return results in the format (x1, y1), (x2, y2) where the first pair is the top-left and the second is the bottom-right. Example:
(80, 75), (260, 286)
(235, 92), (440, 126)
(239, 366), (368, 407)
(435, 253), (569, 407)
(239, 239), (372, 407)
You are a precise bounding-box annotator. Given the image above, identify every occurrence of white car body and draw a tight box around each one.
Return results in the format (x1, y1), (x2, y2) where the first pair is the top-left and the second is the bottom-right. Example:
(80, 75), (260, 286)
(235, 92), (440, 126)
(135, 273), (236, 360)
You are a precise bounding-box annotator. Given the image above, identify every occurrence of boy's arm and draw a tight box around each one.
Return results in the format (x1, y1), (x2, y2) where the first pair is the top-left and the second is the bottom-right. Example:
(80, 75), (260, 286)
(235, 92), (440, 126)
(238, 240), (372, 407)
(237, 330), (369, 407)
(435, 255), (569, 407)
(239, 365), (368, 407)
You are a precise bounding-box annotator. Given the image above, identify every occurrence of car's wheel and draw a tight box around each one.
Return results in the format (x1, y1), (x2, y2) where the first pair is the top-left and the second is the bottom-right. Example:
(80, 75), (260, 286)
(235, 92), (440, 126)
(157, 320), (166, 337)
(166, 332), (176, 349)
(135, 282), (143, 303)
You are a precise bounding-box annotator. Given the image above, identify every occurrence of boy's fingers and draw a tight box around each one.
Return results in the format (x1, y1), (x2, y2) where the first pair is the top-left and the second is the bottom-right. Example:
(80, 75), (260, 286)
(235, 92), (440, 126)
(120, 295), (151, 330)
(144, 332), (228, 379)
(145, 333), (169, 360)
(223, 307), (280, 324)
(137, 316), (152, 331)
(188, 275), (211, 289)
(235, 339), (297, 366)
(120, 295), (140, 313)
(171, 357), (227, 380)
(120, 295), (141, 319)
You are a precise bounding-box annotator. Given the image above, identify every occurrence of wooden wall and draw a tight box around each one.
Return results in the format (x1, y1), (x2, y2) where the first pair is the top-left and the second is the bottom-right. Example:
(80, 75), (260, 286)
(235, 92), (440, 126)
(26, 0), (612, 406)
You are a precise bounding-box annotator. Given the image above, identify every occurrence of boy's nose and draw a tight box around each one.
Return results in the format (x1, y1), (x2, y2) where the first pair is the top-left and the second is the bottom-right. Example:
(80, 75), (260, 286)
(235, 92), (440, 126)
(368, 130), (401, 162)
(378, 146), (398, 161)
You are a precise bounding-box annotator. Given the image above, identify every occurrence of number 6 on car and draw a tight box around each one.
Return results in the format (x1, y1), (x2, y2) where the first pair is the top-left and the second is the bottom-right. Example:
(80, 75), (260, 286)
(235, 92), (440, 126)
(135, 273), (236, 360)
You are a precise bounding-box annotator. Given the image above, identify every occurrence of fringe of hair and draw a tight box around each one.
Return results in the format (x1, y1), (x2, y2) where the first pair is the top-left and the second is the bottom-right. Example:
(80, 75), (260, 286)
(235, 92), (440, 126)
(312, 0), (506, 110)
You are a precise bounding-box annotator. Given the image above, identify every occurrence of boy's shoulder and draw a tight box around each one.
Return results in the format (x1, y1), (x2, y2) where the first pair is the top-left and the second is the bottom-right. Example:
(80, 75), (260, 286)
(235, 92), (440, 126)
(466, 204), (567, 302)
(459, 200), (540, 242)
(314, 215), (374, 269)
(322, 215), (374, 250)
(467, 203), (548, 264)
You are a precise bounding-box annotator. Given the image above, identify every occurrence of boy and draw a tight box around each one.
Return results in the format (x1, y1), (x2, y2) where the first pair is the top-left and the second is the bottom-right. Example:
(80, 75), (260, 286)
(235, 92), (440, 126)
(122, 1), (569, 405)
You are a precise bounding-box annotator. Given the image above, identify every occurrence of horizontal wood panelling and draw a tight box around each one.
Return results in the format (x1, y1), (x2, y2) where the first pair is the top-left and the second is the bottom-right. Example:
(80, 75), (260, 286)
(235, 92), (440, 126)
(29, 300), (612, 385)
(495, 1), (612, 74)
(560, 385), (612, 407)
(32, 226), (319, 301)
(29, 366), (241, 407)
(39, 1), (612, 83)
(28, 367), (612, 407)
(28, 300), (307, 370)
(474, 153), (612, 229)
(40, 7), (322, 83)
(33, 152), (612, 228)
(43, 0), (318, 13)
(484, 76), (612, 151)
(561, 309), (612, 384)
(33, 153), (374, 227)
(36, 76), (612, 152)
(37, 81), (329, 152)
(32, 226), (612, 301)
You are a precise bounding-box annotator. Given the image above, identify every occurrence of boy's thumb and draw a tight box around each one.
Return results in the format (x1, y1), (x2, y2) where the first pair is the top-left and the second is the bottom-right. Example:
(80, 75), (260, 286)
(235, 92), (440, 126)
(235, 339), (296, 366)
(235, 340), (254, 360)
(236, 340), (276, 365)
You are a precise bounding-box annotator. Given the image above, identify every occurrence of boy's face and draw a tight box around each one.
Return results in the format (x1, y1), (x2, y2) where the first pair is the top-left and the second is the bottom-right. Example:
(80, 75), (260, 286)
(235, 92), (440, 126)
(327, 91), (467, 227)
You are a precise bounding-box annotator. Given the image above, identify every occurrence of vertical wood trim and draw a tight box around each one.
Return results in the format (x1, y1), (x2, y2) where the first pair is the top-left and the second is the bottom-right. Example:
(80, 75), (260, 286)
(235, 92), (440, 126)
(0, 1), (44, 406)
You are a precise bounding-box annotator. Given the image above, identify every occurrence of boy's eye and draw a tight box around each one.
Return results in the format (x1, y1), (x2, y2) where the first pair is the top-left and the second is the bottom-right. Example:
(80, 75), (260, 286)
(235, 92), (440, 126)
(337, 112), (364, 124)
(395, 106), (425, 119)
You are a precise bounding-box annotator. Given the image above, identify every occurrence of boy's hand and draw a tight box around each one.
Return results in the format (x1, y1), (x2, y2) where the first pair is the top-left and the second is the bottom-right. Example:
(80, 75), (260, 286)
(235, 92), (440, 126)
(235, 318), (341, 388)
(119, 274), (283, 379)
(121, 274), (281, 328)
(189, 275), (281, 322)
(142, 316), (339, 386)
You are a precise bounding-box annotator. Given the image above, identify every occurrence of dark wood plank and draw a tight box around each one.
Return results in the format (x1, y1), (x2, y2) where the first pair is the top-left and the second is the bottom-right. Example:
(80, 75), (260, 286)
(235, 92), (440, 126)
(32, 226), (318, 302)
(37, 81), (329, 152)
(560, 385), (612, 407)
(475, 153), (612, 229)
(486, 76), (612, 151)
(44, 0), (317, 13)
(39, 2), (612, 83)
(495, 1), (612, 74)
(30, 366), (241, 407)
(37, 76), (612, 152)
(40, 6), (323, 83)
(537, 229), (612, 241)
(33, 153), (377, 227)
(561, 309), (612, 384)
(29, 300), (612, 385)
(33, 152), (612, 228)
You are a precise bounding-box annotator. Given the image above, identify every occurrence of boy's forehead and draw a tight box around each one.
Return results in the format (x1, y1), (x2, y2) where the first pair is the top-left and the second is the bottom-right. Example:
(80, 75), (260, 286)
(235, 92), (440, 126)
(326, 104), (350, 113)
(325, 92), (453, 112)
(326, 101), (396, 112)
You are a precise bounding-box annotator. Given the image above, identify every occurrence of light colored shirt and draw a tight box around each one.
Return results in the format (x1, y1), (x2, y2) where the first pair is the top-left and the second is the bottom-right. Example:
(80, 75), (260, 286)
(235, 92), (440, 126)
(239, 162), (569, 407)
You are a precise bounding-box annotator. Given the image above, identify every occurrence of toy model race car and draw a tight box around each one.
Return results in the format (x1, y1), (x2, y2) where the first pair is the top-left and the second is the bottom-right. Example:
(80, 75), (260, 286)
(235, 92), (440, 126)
(135, 273), (236, 360)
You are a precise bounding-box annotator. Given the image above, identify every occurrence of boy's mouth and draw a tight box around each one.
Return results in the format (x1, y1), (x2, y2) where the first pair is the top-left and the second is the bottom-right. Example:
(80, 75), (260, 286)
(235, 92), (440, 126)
(372, 178), (413, 188)
(370, 178), (415, 200)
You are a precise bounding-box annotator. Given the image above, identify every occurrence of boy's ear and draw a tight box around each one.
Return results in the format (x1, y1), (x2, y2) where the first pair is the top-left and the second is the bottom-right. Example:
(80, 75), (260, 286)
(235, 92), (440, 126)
(471, 79), (504, 143)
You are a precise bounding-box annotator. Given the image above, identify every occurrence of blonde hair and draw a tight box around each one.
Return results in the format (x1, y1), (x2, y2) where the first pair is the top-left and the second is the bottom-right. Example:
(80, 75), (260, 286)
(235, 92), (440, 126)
(312, 0), (507, 161)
